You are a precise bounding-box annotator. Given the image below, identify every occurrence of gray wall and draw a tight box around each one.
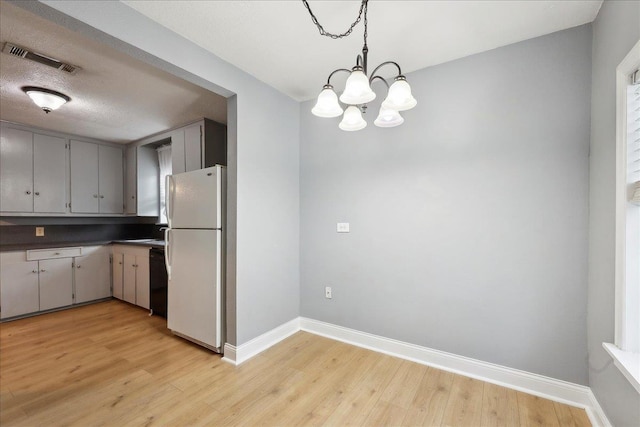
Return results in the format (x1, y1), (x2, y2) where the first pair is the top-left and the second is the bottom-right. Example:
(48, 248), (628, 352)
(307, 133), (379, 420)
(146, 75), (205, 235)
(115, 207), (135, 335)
(589, 1), (640, 425)
(33, 0), (300, 346)
(300, 25), (592, 385)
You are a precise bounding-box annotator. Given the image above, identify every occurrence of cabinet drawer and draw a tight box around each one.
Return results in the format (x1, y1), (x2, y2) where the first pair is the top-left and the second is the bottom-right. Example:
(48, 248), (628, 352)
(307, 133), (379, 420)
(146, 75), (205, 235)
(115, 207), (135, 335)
(26, 247), (82, 261)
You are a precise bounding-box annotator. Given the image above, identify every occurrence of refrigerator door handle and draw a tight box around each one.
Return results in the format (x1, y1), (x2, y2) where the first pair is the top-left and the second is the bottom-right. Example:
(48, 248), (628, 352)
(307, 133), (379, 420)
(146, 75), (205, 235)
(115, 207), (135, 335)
(166, 174), (175, 228)
(165, 228), (172, 280)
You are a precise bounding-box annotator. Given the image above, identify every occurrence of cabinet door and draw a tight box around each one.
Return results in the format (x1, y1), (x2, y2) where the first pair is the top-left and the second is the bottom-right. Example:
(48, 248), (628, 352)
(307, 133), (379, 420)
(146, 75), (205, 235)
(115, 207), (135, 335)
(123, 253), (137, 304)
(184, 124), (202, 172)
(98, 145), (124, 214)
(0, 128), (33, 212)
(70, 140), (99, 213)
(135, 255), (150, 310)
(125, 145), (137, 214)
(171, 130), (186, 174)
(75, 246), (111, 303)
(38, 258), (73, 311)
(0, 257), (39, 319)
(112, 252), (124, 300)
(33, 134), (67, 213)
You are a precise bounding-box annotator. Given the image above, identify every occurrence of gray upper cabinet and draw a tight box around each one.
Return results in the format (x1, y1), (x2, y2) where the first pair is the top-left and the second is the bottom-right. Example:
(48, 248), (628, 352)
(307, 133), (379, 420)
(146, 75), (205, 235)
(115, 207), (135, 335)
(125, 145), (137, 214)
(171, 119), (227, 175)
(0, 127), (67, 214)
(1, 128), (34, 212)
(70, 140), (123, 214)
(184, 123), (202, 172)
(70, 140), (99, 213)
(33, 134), (67, 213)
(98, 145), (124, 214)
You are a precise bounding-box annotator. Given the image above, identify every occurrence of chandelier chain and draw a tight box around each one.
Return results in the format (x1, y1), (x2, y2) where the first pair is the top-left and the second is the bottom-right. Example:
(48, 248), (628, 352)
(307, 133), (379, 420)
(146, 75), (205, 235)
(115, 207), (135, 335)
(301, 0), (368, 41)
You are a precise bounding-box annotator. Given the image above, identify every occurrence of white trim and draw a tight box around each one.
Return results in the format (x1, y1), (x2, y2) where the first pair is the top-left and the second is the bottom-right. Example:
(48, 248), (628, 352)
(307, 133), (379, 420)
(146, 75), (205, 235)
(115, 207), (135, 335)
(615, 38), (640, 350)
(220, 316), (610, 425)
(587, 389), (613, 427)
(221, 343), (237, 365)
(221, 317), (300, 366)
(299, 318), (597, 418)
(603, 342), (640, 394)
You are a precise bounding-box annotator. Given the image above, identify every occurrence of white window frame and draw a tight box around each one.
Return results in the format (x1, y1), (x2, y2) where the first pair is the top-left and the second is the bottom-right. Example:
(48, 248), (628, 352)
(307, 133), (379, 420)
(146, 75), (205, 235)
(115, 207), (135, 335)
(605, 39), (640, 394)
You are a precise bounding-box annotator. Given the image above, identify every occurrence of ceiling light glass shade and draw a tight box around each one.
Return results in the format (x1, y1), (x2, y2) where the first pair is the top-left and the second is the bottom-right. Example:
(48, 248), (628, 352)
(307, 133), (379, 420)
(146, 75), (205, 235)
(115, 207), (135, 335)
(339, 106), (367, 131)
(339, 68), (376, 105)
(311, 86), (343, 118)
(22, 87), (70, 113)
(381, 78), (417, 111)
(374, 106), (404, 128)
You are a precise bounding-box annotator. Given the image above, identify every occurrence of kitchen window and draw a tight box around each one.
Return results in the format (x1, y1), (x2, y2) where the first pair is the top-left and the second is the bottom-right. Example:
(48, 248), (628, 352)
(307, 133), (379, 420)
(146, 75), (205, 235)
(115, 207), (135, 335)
(157, 144), (172, 224)
(606, 40), (640, 394)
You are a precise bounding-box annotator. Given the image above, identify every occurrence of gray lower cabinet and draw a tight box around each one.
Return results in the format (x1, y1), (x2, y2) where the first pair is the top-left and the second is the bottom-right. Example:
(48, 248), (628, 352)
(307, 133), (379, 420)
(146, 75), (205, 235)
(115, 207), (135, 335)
(111, 245), (150, 310)
(75, 246), (111, 304)
(38, 258), (74, 311)
(0, 246), (111, 320)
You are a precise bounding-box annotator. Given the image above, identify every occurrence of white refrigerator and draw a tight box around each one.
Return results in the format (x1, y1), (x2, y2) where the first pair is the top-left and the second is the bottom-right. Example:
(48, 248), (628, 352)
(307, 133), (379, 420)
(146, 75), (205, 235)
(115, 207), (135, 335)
(165, 165), (225, 352)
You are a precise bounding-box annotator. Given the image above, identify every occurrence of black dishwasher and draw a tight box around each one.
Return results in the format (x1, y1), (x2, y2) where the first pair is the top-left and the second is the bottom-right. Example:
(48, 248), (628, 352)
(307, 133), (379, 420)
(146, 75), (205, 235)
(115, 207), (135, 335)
(149, 247), (168, 318)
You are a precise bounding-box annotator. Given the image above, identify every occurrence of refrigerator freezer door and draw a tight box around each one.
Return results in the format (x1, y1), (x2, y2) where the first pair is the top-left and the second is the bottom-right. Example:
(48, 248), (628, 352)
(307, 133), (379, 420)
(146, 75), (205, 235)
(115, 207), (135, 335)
(167, 229), (222, 350)
(167, 166), (223, 230)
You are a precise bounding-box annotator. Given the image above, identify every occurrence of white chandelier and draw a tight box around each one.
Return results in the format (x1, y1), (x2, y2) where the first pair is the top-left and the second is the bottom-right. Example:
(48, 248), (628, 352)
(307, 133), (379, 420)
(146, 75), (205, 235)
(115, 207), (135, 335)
(304, 0), (417, 131)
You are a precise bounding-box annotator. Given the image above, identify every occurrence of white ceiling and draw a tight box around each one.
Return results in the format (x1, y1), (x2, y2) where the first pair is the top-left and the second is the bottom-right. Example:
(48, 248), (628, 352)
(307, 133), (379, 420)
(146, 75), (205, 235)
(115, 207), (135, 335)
(123, 0), (603, 102)
(0, 1), (602, 143)
(0, 2), (227, 144)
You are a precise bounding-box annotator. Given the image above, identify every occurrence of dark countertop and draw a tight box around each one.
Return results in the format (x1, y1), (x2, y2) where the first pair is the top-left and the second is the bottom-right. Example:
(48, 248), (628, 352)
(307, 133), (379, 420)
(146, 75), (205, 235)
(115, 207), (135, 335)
(0, 239), (165, 252)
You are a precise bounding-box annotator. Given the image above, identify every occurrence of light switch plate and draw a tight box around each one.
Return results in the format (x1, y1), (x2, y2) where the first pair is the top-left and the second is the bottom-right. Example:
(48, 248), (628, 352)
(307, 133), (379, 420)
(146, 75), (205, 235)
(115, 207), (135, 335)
(337, 222), (350, 233)
(35, 227), (45, 237)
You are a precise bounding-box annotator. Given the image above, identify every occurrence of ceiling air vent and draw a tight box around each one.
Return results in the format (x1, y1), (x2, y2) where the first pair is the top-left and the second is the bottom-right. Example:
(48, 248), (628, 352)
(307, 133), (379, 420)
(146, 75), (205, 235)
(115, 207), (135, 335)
(2, 42), (80, 75)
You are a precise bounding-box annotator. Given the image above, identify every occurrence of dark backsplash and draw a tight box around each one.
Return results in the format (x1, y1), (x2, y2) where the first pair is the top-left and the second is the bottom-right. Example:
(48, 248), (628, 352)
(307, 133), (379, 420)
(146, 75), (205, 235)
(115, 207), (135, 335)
(0, 223), (164, 247)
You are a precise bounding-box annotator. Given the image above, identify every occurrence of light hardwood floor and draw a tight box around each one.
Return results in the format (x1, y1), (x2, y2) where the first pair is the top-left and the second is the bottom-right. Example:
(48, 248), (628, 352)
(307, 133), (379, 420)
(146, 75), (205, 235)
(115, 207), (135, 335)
(1, 301), (590, 426)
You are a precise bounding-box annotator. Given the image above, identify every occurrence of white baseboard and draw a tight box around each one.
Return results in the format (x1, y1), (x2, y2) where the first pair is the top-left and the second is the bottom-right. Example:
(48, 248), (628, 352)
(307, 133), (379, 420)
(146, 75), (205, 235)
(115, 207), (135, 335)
(220, 315), (609, 426)
(299, 317), (606, 424)
(221, 317), (300, 366)
(586, 389), (613, 427)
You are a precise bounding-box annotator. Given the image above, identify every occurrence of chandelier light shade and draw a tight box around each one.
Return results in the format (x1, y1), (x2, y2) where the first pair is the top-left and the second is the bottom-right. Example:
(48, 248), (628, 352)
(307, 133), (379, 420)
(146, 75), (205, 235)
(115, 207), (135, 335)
(339, 106), (367, 131)
(311, 85), (344, 118)
(374, 106), (404, 128)
(381, 77), (417, 111)
(339, 67), (376, 105)
(22, 86), (70, 113)
(303, 0), (416, 131)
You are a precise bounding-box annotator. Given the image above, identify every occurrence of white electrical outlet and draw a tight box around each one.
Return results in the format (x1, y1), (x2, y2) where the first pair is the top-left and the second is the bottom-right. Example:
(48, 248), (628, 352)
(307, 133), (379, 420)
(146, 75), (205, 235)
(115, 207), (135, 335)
(35, 227), (45, 237)
(325, 286), (332, 299)
(337, 222), (350, 233)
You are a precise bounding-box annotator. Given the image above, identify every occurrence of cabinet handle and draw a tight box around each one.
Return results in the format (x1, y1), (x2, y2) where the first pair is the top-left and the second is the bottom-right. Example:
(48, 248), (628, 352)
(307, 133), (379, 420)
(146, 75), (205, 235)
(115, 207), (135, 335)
(40, 269), (46, 272)
(93, 194), (98, 198)
(32, 270), (38, 273)
(131, 196), (135, 199)
(34, 192), (40, 196)
(53, 252), (60, 255)
(100, 195), (105, 199)
(26, 190), (31, 195)
(118, 261), (122, 265)
(77, 265), (81, 269)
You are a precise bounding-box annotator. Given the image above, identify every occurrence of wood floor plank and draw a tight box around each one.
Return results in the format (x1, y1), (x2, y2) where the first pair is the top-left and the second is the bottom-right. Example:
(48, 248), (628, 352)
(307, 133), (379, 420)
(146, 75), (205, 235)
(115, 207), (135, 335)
(441, 374), (485, 427)
(0, 300), (588, 427)
(517, 391), (561, 427)
(404, 367), (455, 426)
(481, 382), (520, 426)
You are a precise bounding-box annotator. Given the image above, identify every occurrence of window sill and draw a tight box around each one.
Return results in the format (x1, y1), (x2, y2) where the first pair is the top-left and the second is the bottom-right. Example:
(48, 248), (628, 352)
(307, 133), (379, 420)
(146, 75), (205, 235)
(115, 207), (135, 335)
(603, 342), (640, 394)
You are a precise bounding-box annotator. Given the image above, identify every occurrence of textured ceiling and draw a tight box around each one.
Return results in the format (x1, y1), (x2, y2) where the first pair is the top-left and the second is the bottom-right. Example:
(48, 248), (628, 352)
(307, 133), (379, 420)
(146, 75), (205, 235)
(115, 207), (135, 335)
(0, 2), (227, 144)
(123, 0), (603, 102)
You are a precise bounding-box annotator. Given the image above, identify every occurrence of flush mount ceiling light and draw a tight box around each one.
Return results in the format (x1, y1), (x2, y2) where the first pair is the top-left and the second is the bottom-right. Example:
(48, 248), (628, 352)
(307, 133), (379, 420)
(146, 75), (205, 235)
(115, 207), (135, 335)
(304, 0), (417, 131)
(21, 86), (70, 114)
